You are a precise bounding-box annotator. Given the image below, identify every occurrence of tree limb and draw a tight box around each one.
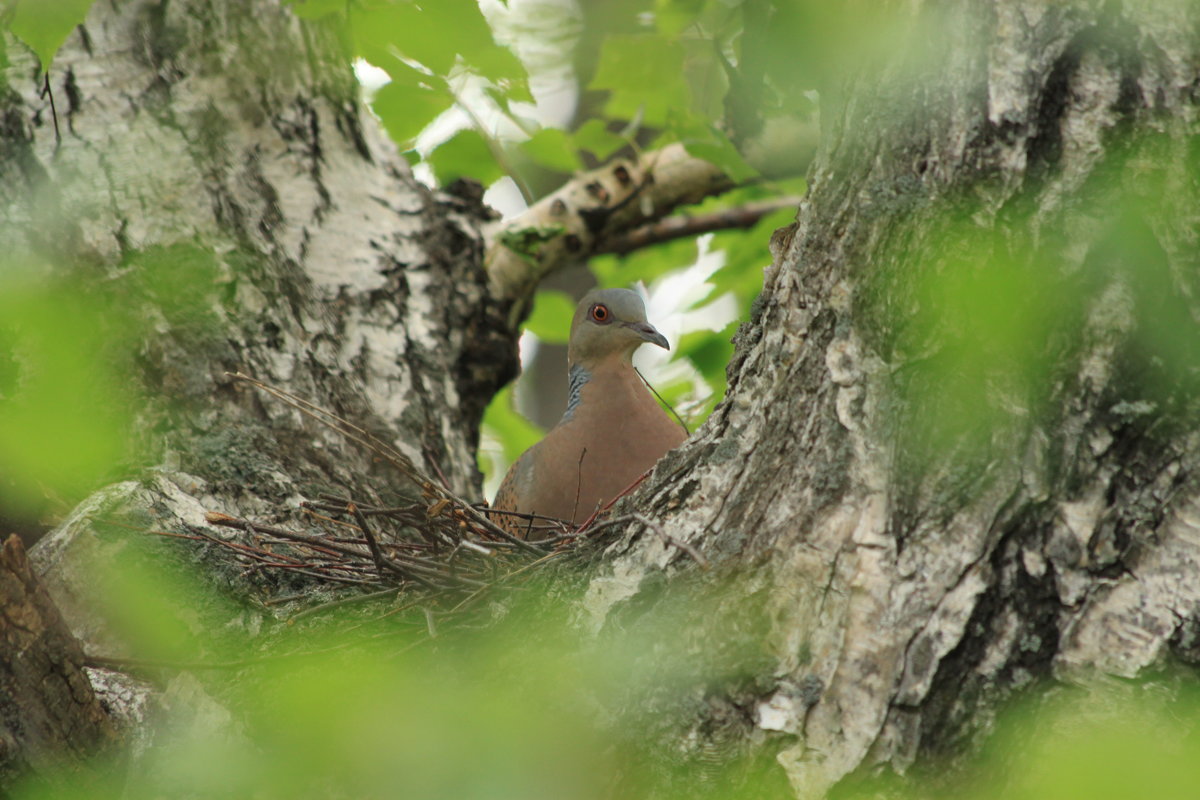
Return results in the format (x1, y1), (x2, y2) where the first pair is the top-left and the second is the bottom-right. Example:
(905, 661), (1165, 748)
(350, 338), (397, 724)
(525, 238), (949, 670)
(484, 143), (734, 320)
(597, 196), (801, 256)
(0, 535), (117, 788)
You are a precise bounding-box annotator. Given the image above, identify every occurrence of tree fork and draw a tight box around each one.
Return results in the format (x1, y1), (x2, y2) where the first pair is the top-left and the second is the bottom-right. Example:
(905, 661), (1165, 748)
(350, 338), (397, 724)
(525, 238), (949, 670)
(0, 535), (118, 789)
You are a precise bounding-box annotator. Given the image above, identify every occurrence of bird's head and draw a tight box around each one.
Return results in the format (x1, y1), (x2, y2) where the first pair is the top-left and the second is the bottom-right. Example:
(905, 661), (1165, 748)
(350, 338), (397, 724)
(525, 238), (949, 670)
(567, 288), (669, 367)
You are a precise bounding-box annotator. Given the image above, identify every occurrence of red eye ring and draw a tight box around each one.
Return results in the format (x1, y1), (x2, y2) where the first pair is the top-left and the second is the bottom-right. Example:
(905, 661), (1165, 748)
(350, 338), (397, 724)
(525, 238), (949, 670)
(590, 303), (611, 323)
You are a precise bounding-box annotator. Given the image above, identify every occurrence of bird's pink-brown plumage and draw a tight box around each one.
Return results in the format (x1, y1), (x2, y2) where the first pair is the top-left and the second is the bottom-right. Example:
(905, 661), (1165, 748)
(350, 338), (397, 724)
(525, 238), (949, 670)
(492, 289), (687, 537)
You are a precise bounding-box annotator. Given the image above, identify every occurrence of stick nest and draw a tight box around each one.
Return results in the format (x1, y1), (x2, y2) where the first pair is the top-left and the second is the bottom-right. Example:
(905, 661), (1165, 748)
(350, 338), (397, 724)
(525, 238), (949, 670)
(174, 374), (607, 626)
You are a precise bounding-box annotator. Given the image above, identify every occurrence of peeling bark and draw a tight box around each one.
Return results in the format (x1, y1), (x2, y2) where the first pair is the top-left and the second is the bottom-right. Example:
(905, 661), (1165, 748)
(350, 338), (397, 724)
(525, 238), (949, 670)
(0, 535), (116, 790)
(485, 142), (732, 317)
(0, 0), (513, 613)
(0, 0), (514, 762)
(3, 0), (1199, 796)
(587, 1), (1200, 795)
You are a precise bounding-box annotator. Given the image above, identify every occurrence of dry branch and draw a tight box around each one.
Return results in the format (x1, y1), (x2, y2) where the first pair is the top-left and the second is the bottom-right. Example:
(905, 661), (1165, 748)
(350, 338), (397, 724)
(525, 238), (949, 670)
(0, 536), (118, 787)
(167, 375), (707, 646)
(227, 373), (546, 555)
(485, 143), (733, 318)
(598, 196), (801, 256)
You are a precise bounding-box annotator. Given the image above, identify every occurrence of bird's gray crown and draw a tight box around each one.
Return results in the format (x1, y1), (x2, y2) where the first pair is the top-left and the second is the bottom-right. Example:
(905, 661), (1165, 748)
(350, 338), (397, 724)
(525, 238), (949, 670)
(568, 288), (668, 367)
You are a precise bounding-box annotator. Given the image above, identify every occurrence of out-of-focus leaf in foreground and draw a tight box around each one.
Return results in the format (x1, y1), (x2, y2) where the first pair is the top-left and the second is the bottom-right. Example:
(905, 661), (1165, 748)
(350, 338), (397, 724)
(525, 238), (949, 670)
(7, 0), (97, 73)
(0, 270), (135, 521)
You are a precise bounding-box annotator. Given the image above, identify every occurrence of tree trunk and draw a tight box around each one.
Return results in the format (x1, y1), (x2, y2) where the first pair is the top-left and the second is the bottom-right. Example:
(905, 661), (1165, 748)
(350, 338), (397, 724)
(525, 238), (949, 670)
(0, 535), (117, 790)
(4, 0), (1200, 796)
(1, 0), (511, 641)
(584, 1), (1200, 795)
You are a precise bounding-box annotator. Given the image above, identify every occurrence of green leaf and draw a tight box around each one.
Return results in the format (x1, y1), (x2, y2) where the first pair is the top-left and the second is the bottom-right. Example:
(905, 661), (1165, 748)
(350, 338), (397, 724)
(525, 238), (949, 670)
(572, 119), (626, 162)
(429, 129), (506, 186)
(472, 43), (530, 88)
(590, 236), (699, 290)
(8, 0), (97, 72)
(497, 225), (565, 265)
(655, 0), (707, 36)
(590, 34), (689, 126)
(682, 38), (727, 120)
(680, 131), (758, 182)
(677, 323), (735, 379)
(349, 0), (524, 86)
(480, 385), (543, 468)
(523, 290), (575, 344)
(518, 129), (582, 174)
(286, 0), (345, 20)
(707, 209), (793, 308)
(369, 71), (453, 146)
(350, 1), (466, 75)
(0, 271), (133, 515)
(677, 331), (733, 423)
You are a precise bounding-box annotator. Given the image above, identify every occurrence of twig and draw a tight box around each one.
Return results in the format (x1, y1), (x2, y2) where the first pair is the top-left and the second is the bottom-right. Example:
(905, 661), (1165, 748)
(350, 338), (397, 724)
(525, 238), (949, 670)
(40, 72), (61, 146)
(635, 367), (690, 436)
(573, 471), (651, 534)
(287, 587), (404, 622)
(305, 500), (423, 517)
(630, 513), (709, 569)
(444, 551), (563, 614)
(226, 372), (547, 556)
(205, 512), (486, 589)
(598, 196), (801, 256)
(572, 447), (587, 527)
(350, 503), (391, 574)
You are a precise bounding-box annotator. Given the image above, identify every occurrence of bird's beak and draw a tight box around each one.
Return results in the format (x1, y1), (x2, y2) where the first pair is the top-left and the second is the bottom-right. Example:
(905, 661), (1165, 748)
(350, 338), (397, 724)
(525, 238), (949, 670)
(623, 321), (670, 350)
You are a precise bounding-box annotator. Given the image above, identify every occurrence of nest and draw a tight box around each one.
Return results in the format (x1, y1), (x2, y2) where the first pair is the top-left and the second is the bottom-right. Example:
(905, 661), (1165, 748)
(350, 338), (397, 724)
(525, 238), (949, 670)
(89, 374), (704, 677)
(159, 374), (673, 630)
(162, 376), (609, 633)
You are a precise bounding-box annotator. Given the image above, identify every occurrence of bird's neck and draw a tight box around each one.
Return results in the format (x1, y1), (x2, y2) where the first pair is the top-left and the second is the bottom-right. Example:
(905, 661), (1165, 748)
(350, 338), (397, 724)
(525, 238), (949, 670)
(563, 362), (590, 422)
(562, 357), (640, 423)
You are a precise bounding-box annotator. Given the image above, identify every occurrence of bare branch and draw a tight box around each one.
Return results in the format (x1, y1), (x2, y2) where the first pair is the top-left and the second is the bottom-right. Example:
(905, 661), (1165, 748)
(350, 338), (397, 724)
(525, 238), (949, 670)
(598, 196), (801, 256)
(485, 143), (734, 317)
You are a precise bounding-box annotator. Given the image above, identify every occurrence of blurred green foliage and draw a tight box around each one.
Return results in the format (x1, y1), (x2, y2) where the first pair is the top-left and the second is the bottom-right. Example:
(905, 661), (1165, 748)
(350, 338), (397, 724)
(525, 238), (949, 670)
(522, 289), (576, 345)
(886, 229), (1059, 466)
(13, 551), (1200, 799)
(277, 0), (818, 473)
(479, 384), (542, 469)
(5, 0), (96, 72)
(9, 562), (759, 798)
(590, 34), (692, 126)
(956, 685), (1200, 800)
(0, 269), (136, 522)
(876, 132), (1200, 483)
(0, 242), (231, 531)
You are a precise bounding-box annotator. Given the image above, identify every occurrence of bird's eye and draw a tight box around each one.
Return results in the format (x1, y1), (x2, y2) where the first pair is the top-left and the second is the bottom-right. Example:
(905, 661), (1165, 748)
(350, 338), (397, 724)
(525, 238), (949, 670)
(590, 303), (611, 323)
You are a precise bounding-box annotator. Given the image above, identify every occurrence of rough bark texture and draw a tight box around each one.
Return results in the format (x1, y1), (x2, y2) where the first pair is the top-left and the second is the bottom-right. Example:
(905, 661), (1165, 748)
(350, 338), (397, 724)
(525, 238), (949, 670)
(5, 0), (1200, 796)
(0, 535), (117, 790)
(0, 0), (513, 639)
(582, 1), (1200, 796)
(0, 6), (527, 786)
(485, 143), (731, 315)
